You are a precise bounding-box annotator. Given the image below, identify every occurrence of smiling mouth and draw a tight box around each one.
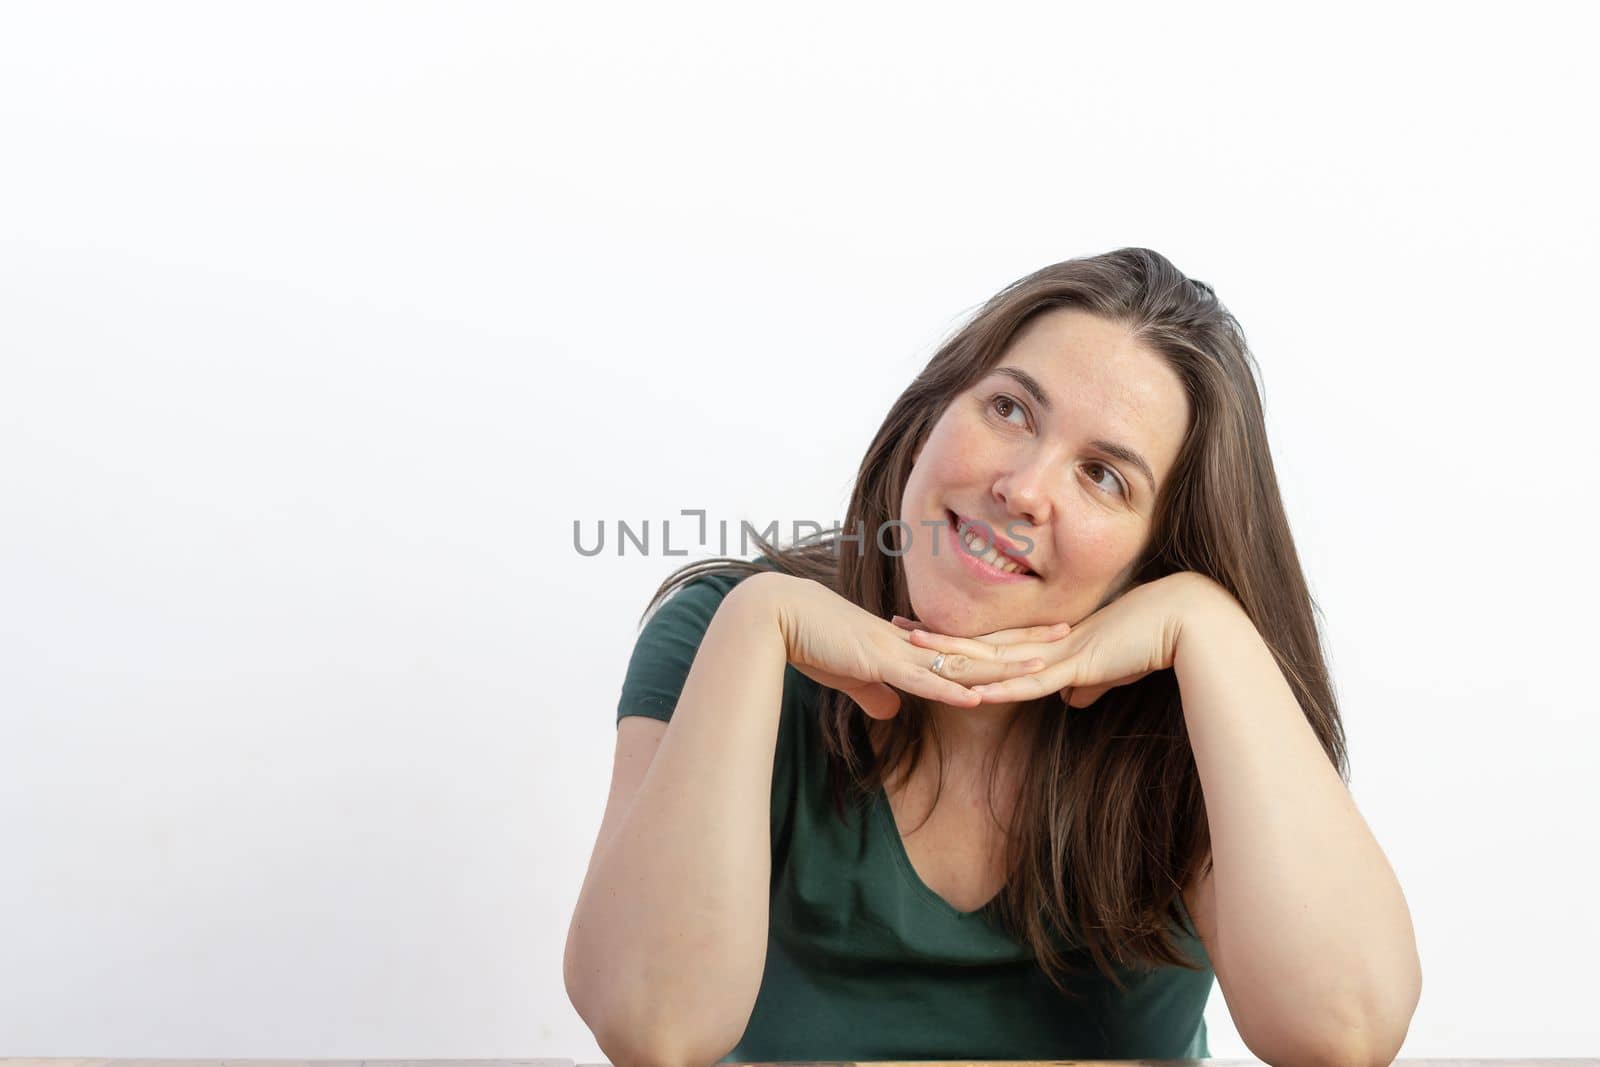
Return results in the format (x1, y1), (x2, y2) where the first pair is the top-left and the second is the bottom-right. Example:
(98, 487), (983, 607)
(947, 509), (1039, 577)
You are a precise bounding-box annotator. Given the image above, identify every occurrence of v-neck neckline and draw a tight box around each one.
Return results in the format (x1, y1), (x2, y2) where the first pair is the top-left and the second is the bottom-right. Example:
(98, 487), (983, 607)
(872, 779), (1004, 920)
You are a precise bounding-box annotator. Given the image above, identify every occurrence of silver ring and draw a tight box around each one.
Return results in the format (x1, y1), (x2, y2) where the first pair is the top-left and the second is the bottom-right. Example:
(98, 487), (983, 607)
(930, 653), (947, 676)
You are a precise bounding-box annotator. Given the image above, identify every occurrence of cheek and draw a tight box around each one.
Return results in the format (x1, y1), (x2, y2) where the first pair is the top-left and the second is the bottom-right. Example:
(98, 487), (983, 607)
(1070, 522), (1124, 558)
(907, 434), (971, 500)
(1051, 519), (1145, 587)
(924, 425), (994, 482)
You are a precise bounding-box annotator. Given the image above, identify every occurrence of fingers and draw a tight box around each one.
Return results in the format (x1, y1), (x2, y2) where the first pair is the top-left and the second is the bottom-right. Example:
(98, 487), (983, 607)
(892, 615), (1070, 646)
(884, 656), (985, 706)
(975, 667), (1152, 705)
(906, 648), (1047, 691)
(999, 621), (1072, 644)
(969, 668), (1061, 703)
(968, 620), (1071, 647)
(875, 617), (1065, 706)
(905, 626), (1066, 666)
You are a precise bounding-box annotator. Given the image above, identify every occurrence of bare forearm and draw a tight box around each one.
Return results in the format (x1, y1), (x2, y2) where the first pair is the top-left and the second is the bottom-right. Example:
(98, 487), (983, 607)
(567, 578), (788, 1065)
(1174, 587), (1421, 1066)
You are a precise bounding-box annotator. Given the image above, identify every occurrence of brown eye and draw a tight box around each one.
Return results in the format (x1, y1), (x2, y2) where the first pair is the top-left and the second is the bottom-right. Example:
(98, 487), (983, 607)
(1084, 462), (1127, 498)
(990, 394), (1027, 425)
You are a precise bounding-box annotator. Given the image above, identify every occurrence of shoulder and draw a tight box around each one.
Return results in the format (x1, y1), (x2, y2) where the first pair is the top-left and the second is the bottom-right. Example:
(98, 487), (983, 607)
(617, 561), (785, 725)
(640, 562), (781, 630)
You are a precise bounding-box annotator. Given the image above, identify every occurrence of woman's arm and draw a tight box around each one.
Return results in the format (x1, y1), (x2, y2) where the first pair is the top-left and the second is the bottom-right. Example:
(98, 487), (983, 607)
(564, 574), (789, 1067)
(1174, 579), (1422, 1067)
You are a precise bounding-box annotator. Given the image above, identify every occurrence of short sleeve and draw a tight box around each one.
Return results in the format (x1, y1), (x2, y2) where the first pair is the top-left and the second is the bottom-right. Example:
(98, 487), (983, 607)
(616, 573), (745, 726)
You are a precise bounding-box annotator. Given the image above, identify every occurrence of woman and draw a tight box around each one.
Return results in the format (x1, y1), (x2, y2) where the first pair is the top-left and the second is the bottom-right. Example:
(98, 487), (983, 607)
(564, 248), (1422, 1066)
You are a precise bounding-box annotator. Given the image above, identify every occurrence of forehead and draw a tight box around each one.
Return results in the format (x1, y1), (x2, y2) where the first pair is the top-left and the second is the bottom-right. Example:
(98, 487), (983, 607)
(991, 307), (1190, 475)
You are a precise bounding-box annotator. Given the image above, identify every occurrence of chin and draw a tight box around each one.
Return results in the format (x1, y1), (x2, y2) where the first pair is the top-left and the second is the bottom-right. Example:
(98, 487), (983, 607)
(905, 558), (1038, 636)
(908, 592), (1008, 639)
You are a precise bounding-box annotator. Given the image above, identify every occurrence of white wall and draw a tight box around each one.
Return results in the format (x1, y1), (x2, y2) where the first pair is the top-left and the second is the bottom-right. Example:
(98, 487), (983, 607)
(2, 1), (1596, 1060)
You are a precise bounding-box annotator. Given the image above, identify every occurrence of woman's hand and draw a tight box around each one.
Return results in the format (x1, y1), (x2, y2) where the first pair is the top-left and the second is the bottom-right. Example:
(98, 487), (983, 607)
(891, 572), (1218, 709)
(741, 571), (1059, 720)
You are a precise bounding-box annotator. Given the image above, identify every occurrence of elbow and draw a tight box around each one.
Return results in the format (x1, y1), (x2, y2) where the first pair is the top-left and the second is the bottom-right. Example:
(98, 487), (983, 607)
(566, 995), (739, 1067)
(585, 1016), (737, 1067)
(1294, 1033), (1406, 1067)
(1291, 1032), (1409, 1067)
(1239, 944), (1422, 1067)
(564, 938), (631, 1065)
(1242, 983), (1420, 1067)
(1242, 1030), (1389, 1067)
(1342, 944), (1423, 1067)
(577, 980), (744, 1067)
(565, 954), (739, 1067)
(562, 928), (606, 1043)
(564, 913), (760, 1067)
(571, 999), (749, 1067)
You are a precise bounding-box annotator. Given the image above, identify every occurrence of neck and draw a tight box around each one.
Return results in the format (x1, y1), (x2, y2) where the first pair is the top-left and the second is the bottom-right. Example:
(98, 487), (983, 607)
(925, 696), (1034, 771)
(867, 697), (1042, 791)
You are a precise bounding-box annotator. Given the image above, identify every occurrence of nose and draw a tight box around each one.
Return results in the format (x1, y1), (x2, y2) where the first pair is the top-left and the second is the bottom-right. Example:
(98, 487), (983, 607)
(992, 450), (1056, 529)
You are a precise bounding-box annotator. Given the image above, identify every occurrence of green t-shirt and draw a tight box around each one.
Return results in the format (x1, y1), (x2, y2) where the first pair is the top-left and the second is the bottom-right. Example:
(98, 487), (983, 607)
(615, 569), (1215, 1062)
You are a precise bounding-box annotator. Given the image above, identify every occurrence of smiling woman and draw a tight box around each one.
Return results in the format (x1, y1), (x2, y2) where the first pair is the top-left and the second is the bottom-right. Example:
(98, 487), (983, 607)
(564, 248), (1421, 1067)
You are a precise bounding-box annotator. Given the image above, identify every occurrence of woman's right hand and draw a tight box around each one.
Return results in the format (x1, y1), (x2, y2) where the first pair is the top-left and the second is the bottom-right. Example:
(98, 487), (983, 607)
(735, 571), (1062, 720)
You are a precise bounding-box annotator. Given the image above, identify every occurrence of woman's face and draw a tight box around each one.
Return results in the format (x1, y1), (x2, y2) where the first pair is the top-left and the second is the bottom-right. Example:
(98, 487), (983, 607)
(899, 307), (1192, 637)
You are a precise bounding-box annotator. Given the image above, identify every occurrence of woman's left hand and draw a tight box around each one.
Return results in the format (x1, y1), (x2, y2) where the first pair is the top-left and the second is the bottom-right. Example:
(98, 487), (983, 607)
(892, 572), (1225, 708)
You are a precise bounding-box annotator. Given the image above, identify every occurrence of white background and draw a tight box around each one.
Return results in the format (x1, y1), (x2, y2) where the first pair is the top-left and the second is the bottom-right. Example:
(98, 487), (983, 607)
(3, 1), (1597, 1061)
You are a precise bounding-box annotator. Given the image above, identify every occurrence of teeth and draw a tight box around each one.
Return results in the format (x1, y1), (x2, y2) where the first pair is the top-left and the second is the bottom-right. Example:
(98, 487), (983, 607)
(960, 526), (1030, 575)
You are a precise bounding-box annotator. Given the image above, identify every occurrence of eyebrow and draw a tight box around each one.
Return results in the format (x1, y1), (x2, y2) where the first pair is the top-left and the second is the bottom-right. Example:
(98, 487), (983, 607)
(989, 366), (1159, 496)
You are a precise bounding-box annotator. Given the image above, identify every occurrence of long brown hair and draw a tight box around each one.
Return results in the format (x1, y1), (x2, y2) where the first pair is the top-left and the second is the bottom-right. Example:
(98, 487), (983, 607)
(636, 247), (1346, 997)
